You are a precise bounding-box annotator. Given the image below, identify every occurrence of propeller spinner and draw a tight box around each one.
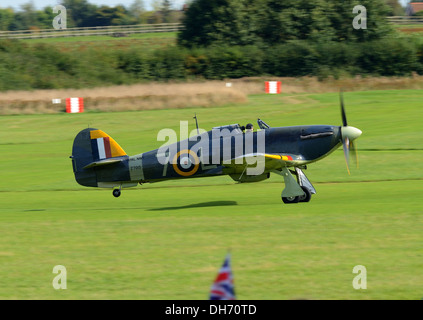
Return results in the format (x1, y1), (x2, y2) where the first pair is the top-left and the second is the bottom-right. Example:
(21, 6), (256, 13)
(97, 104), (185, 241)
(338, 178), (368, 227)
(340, 91), (362, 174)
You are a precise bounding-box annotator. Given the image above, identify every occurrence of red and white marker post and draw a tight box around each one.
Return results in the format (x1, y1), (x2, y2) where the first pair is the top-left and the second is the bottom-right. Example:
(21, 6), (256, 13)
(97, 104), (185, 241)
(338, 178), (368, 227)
(66, 98), (84, 113)
(265, 81), (281, 94)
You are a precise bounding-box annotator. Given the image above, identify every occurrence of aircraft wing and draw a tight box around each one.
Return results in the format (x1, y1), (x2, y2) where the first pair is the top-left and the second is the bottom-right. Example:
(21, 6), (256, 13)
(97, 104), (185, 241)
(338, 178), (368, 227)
(222, 153), (305, 173)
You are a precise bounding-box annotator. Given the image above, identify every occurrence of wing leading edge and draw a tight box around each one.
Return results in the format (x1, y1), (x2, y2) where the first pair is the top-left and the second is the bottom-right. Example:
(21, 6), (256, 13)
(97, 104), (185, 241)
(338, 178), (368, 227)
(222, 153), (306, 173)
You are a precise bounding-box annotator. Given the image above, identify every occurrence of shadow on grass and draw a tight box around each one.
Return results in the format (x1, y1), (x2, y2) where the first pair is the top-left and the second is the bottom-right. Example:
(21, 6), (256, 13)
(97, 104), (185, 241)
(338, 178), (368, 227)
(148, 200), (238, 211)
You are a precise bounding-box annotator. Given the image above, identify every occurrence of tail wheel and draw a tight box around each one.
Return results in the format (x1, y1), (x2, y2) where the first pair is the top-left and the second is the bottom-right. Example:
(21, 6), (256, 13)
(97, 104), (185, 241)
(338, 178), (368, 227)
(299, 186), (312, 202)
(282, 196), (299, 204)
(113, 189), (121, 198)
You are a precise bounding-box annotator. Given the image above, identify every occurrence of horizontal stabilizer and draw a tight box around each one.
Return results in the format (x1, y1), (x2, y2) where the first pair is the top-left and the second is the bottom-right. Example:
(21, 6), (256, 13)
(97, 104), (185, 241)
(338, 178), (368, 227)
(83, 158), (122, 169)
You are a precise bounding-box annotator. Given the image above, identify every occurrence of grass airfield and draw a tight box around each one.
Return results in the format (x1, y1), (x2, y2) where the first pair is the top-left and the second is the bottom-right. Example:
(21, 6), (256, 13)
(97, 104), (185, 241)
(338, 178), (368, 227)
(0, 89), (422, 299)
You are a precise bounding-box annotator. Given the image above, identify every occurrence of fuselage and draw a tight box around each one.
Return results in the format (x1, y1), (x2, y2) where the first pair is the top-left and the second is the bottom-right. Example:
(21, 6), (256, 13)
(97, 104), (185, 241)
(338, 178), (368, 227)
(126, 125), (343, 183)
(72, 103), (362, 202)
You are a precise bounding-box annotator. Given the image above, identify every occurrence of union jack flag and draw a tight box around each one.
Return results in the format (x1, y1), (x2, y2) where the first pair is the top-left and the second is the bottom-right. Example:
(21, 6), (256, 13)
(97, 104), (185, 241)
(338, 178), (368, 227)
(209, 253), (236, 300)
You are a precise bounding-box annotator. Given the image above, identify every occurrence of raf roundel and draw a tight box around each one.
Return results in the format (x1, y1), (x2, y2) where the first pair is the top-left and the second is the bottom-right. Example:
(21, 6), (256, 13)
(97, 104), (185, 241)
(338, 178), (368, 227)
(172, 149), (200, 177)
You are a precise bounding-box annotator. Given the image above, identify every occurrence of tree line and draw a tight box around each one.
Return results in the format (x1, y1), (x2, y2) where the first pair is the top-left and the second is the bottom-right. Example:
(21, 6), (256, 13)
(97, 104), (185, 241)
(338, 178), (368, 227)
(0, 0), (183, 31)
(178, 0), (405, 47)
(1, 35), (422, 91)
(1, 0), (420, 92)
(0, 0), (406, 31)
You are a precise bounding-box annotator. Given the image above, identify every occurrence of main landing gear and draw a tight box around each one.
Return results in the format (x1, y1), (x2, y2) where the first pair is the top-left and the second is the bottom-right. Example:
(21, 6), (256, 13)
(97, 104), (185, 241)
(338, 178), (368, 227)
(273, 167), (316, 204)
(282, 186), (312, 204)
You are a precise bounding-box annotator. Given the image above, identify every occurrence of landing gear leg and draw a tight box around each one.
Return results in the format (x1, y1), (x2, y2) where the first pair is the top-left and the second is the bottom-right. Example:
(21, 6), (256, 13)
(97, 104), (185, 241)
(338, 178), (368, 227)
(295, 168), (316, 202)
(273, 168), (305, 204)
(273, 167), (317, 204)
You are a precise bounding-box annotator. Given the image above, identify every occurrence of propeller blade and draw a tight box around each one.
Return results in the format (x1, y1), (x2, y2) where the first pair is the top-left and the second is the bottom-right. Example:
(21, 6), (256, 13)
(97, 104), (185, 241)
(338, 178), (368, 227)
(339, 91), (361, 174)
(342, 137), (350, 175)
(350, 140), (359, 169)
(340, 90), (348, 127)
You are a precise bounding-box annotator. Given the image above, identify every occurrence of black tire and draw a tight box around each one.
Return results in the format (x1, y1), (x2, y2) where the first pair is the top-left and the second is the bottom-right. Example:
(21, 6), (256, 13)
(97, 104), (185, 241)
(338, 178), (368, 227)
(299, 186), (312, 202)
(113, 189), (121, 198)
(282, 196), (299, 204)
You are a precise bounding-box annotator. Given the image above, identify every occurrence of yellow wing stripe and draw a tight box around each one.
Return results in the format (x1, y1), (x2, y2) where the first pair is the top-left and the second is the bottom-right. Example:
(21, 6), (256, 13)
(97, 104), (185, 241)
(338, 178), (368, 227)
(264, 154), (282, 160)
(264, 154), (293, 161)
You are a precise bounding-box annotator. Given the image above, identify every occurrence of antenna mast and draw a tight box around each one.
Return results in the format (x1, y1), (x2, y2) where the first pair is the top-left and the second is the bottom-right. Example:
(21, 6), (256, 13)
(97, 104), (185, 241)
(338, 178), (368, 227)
(193, 113), (200, 135)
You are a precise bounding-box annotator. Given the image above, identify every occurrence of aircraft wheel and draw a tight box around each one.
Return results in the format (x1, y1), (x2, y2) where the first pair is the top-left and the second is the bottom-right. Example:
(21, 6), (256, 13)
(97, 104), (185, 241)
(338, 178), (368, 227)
(282, 196), (299, 204)
(299, 186), (312, 202)
(113, 189), (121, 198)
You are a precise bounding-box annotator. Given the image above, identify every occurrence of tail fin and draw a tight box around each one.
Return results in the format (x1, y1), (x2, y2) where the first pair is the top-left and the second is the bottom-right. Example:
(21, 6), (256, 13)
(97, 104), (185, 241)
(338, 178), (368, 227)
(71, 128), (127, 187)
(88, 129), (127, 161)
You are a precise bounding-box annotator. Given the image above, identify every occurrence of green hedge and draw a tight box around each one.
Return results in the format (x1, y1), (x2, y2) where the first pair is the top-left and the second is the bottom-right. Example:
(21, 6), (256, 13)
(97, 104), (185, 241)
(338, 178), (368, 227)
(1, 38), (423, 91)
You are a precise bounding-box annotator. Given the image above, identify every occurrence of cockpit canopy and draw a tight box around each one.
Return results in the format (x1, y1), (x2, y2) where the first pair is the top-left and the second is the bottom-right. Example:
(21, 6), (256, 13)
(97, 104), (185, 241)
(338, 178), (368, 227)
(212, 124), (243, 135)
(211, 119), (271, 136)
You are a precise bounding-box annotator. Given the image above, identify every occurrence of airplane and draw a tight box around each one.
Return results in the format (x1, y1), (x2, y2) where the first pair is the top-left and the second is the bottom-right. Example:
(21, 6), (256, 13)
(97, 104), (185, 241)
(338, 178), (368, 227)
(70, 94), (362, 204)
